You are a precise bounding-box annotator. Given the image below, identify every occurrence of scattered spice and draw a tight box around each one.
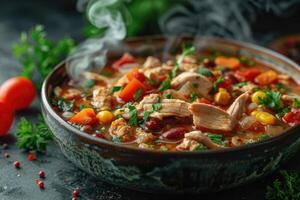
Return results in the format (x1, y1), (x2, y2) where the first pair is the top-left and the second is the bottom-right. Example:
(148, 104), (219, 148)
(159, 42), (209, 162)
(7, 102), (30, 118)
(73, 188), (80, 197)
(38, 181), (44, 189)
(38, 171), (45, 179)
(14, 161), (21, 168)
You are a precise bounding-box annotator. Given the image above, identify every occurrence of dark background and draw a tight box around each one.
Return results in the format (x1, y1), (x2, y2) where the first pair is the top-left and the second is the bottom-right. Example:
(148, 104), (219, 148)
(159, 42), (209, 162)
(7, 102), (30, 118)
(1, 0), (300, 199)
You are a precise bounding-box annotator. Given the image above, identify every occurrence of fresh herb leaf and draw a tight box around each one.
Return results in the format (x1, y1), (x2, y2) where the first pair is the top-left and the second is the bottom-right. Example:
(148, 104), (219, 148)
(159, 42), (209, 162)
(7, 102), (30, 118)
(198, 66), (213, 77)
(276, 83), (290, 92)
(234, 82), (249, 88)
(13, 25), (75, 85)
(56, 97), (74, 112)
(293, 98), (300, 108)
(143, 102), (162, 122)
(182, 44), (196, 57)
(133, 88), (143, 101)
(111, 86), (123, 93)
(193, 144), (208, 152)
(259, 134), (271, 141)
(211, 76), (224, 93)
(79, 104), (88, 110)
(158, 78), (171, 92)
(165, 93), (173, 99)
(84, 79), (95, 88)
(170, 64), (180, 79)
(266, 170), (300, 200)
(146, 76), (156, 86)
(239, 56), (256, 66)
(152, 103), (162, 111)
(207, 133), (224, 145)
(277, 107), (291, 117)
(259, 91), (282, 111)
(127, 104), (139, 126)
(16, 117), (53, 152)
(189, 92), (198, 102)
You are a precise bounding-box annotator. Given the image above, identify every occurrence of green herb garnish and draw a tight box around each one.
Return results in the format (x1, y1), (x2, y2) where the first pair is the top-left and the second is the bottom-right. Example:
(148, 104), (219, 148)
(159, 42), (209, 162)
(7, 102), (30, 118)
(259, 134), (271, 141)
(16, 117), (53, 152)
(111, 86), (123, 94)
(112, 136), (121, 144)
(239, 56), (256, 66)
(189, 92), (198, 102)
(293, 98), (300, 108)
(198, 66), (213, 77)
(234, 82), (249, 88)
(211, 76), (224, 93)
(165, 93), (173, 99)
(193, 144), (208, 152)
(133, 88), (143, 101)
(266, 170), (300, 200)
(158, 78), (171, 92)
(127, 104), (139, 126)
(13, 25), (75, 84)
(143, 102), (162, 122)
(276, 83), (290, 92)
(259, 91), (282, 111)
(56, 97), (74, 112)
(207, 133), (224, 145)
(277, 107), (291, 117)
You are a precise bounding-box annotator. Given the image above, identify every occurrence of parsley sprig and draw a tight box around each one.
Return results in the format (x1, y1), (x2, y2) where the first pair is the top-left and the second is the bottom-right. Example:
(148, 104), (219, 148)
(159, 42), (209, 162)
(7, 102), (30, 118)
(259, 91), (282, 111)
(16, 117), (53, 152)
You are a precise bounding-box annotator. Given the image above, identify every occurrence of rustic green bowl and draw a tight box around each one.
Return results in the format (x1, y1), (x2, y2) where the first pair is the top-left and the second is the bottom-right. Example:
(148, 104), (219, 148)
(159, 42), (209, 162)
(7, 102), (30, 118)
(41, 36), (300, 193)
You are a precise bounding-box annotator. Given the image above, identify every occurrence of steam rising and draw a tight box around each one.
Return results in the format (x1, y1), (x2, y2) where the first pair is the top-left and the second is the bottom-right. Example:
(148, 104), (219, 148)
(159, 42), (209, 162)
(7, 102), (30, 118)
(67, 0), (129, 80)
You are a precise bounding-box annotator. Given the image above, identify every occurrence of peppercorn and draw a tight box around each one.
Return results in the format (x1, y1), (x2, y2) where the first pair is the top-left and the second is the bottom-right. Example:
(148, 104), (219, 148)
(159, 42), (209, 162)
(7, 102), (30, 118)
(38, 181), (44, 189)
(14, 161), (20, 168)
(73, 188), (80, 197)
(38, 171), (45, 179)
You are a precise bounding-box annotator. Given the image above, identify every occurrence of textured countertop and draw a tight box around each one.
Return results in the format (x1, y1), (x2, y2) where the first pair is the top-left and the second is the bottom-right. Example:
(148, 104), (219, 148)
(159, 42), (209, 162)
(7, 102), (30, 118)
(0, 1), (300, 200)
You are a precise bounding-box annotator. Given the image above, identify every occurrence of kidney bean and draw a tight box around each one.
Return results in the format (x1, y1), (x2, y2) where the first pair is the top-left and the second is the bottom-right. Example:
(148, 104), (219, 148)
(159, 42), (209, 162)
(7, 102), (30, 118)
(145, 118), (163, 131)
(161, 127), (189, 140)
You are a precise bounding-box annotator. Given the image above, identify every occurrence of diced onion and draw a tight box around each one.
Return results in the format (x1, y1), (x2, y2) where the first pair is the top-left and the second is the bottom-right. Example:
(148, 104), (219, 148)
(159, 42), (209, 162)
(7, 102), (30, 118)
(248, 102), (258, 111)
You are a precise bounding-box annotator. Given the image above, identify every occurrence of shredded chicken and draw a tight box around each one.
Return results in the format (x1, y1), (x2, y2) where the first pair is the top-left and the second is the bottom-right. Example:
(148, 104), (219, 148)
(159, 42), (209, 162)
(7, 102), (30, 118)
(135, 128), (155, 144)
(163, 89), (188, 101)
(184, 131), (221, 149)
(91, 86), (114, 110)
(171, 72), (212, 99)
(176, 138), (201, 151)
(61, 88), (81, 100)
(189, 92), (249, 131)
(109, 118), (135, 138)
(143, 56), (161, 68)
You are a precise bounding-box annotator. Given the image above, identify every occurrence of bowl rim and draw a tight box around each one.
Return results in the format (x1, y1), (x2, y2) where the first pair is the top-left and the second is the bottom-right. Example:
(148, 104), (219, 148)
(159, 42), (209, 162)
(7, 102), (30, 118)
(41, 35), (300, 157)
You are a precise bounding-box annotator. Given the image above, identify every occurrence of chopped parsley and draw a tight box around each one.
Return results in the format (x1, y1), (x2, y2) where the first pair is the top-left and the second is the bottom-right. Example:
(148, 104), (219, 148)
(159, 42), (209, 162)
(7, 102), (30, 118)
(165, 93), (173, 99)
(170, 64), (180, 79)
(158, 78), (171, 92)
(211, 76), (224, 93)
(189, 92), (198, 102)
(56, 97), (74, 112)
(79, 104), (88, 110)
(198, 66), (213, 77)
(127, 104), (139, 126)
(277, 107), (291, 118)
(207, 133), (224, 145)
(259, 91), (282, 111)
(276, 83), (290, 92)
(234, 82), (249, 88)
(293, 98), (300, 108)
(239, 56), (256, 66)
(133, 88), (143, 101)
(143, 102), (162, 122)
(259, 134), (271, 141)
(111, 86), (123, 93)
(193, 144), (208, 152)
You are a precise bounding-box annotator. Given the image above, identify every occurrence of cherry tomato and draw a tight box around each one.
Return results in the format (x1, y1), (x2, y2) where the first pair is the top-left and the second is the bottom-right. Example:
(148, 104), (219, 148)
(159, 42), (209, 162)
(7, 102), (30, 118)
(218, 77), (233, 90)
(0, 101), (14, 136)
(282, 108), (300, 126)
(234, 68), (261, 82)
(113, 53), (136, 69)
(0, 77), (36, 110)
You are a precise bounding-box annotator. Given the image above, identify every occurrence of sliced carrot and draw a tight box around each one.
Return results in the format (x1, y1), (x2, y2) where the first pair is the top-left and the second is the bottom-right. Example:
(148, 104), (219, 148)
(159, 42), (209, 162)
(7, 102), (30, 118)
(127, 68), (146, 82)
(215, 56), (240, 70)
(119, 78), (145, 102)
(69, 108), (97, 125)
(254, 70), (277, 85)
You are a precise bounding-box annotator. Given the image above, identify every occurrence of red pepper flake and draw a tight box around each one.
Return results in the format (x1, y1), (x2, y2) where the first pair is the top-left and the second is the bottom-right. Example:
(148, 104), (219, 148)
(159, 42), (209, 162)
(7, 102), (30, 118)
(38, 181), (44, 189)
(27, 153), (36, 161)
(73, 188), (80, 197)
(14, 161), (21, 169)
(38, 171), (45, 179)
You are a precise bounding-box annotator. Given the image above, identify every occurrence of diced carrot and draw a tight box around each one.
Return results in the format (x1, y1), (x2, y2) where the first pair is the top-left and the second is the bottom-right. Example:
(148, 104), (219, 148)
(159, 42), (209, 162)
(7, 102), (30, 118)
(119, 78), (145, 102)
(234, 68), (261, 82)
(254, 70), (277, 85)
(127, 68), (146, 82)
(69, 108), (97, 125)
(215, 56), (240, 69)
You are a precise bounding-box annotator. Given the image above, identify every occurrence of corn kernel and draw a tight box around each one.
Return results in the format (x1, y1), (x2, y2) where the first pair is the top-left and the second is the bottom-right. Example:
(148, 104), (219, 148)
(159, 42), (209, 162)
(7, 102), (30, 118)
(255, 111), (276, 125)
(97, 110), (114, 124)
(214, 88), (231, 105)
(251, 110), (259, 116)
(251, 91), (266, 104)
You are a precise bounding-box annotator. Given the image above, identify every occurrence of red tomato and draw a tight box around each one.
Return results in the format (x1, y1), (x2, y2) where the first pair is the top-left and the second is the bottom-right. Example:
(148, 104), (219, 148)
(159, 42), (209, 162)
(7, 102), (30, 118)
(113, 53), (136, 69)
(119, 78), (145, 102)
(218, 77), (233, 90)
(127, 68), (146, 82)
(0, 77), (36, 110)
(282, 108), (300, 126)
(234, 68), (261, 82)
(0, 101), (14, 136)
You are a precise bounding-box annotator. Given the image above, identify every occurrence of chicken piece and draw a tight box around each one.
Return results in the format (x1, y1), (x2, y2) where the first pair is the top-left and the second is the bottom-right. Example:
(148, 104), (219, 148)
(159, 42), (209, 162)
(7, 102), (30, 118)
(143, 65), (173, 77)
(143, 56), (161, 69)
(91, 86), (114, 110)
(282, 93), (300, 101)
(184, 131), (221, 149)
(234, 82), (256, 93)
(135, 128), (155, 144)
(171, 72), (212, 99)
(141, 99), (191, 119)
(61, 88), (81, 100)
(109, 118), (135, 141)
(163, 89), (187, 101)
(176, 138), (200, 151)
(189, 92), (249, 131)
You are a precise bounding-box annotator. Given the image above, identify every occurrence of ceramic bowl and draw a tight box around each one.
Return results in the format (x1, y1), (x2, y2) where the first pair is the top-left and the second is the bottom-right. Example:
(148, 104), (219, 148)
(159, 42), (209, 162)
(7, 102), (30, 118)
(41, 36), (300, 193)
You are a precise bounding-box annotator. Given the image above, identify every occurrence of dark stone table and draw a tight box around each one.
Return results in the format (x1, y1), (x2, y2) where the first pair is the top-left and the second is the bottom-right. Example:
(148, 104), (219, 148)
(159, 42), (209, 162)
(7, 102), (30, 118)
(0, 1), (300, 199)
